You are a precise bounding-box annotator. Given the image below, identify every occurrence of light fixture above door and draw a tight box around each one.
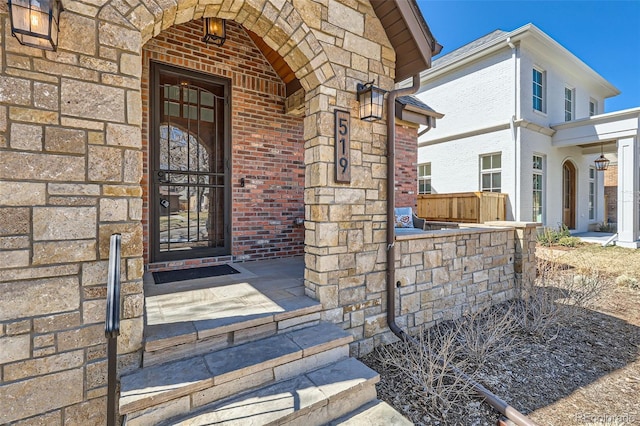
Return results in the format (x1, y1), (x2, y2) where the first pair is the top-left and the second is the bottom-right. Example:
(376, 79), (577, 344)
(594, 144), (610, 171)
(202, 17), (226, 46)
(357, 81), (385, 122)
(8, 0), (62, 51)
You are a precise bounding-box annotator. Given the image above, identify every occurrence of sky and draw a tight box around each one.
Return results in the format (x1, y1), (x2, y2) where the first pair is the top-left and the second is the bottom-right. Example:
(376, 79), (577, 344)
(416, 0), (640, 112)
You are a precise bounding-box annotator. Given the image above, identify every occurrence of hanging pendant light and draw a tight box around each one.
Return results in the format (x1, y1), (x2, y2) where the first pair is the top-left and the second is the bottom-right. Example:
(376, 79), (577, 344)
(594, 144), (610, 171)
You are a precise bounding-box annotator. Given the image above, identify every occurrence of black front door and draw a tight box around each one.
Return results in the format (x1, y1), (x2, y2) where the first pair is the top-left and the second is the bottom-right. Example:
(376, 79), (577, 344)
(150, 62), (230, 262)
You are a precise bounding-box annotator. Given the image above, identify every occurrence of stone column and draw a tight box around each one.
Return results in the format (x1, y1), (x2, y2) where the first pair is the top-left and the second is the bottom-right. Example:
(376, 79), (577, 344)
(616, 136), (640, 248)
(485, 221), (539, 293)
(298, 0), (397, 336)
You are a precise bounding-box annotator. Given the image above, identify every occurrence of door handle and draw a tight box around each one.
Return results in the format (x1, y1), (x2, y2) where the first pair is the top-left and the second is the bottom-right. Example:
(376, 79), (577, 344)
(157, 171), (170, 183)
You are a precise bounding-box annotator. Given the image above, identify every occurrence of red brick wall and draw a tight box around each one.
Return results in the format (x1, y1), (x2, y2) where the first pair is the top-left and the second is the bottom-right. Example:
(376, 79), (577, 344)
(604, 164), (618, 187)
(604, 164), (617, 223)
(395, 123), (419, 209)
(142, 20), (305, 267)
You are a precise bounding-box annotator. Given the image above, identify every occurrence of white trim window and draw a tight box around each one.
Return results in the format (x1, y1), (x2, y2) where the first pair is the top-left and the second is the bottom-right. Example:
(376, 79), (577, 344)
(532, 68), (546, 112)
(480, 153), (501, 192)
(589, 98), (597, 117)
(564, 87), (574, 121)
(589, 167), (596, 220)
(418, 163), (432, 194)
(532, 155), (544, 222)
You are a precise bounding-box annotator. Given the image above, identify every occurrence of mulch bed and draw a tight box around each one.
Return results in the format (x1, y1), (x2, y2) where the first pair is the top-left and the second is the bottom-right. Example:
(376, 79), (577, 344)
(360, 258), (640, 425)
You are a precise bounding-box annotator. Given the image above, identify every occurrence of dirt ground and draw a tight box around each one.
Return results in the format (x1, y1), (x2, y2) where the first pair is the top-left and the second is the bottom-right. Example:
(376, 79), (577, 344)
(361, 244), (640, 425)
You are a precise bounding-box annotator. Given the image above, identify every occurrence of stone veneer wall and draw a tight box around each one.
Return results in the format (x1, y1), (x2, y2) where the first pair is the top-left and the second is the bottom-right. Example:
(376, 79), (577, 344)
(494, 222), (538, 293)
(0, 0), (400, 423)
(0, 1), (147, 422)
(141, 20), (305, 268)
(347, 223), (539, 356)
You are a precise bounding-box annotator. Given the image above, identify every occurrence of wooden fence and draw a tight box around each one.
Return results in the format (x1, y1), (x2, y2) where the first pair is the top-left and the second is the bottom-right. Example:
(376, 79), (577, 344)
(417, 192), (507, 223)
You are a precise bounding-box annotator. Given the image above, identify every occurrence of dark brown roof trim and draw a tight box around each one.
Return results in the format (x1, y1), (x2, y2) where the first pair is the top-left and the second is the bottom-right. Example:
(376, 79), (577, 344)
(371, 0), (442, 82)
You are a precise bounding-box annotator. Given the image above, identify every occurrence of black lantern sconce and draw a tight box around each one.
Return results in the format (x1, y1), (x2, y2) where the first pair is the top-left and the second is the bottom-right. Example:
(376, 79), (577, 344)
(357, 81), (386, 121)
(594, 144), (610, 171)
(8, 0), (62, 51)
(202, 17), (226, 46)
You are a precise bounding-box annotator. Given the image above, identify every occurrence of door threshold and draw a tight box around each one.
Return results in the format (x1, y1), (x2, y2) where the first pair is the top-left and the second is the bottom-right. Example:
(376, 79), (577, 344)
(146, 255), (234, 273)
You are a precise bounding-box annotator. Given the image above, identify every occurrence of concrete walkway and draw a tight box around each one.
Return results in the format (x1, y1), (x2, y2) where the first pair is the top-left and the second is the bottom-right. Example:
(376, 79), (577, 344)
(571, 232), (617, 245)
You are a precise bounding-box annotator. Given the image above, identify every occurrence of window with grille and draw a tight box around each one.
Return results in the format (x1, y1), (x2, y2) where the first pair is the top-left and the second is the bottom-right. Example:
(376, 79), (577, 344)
(564, 87), (574, 121)
(480, 153), (501, 192)
(589, 99), (597, 117)
(533, 68), (545, 112)
(533, 155), (544, 222)
(418, 163), (432, 194)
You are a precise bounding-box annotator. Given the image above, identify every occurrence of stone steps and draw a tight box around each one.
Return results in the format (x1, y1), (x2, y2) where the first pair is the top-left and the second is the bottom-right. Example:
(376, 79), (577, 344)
(330, 400), (414, 425)
(155, 357), (382, 426)
(143, 294), (322, 367)
(120, 321), (353, 425)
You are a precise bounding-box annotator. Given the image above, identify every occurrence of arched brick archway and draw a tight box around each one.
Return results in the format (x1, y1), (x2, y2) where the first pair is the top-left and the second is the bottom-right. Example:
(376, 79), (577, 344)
(102, 0), (331, 94)
(91, 0), (398, 311)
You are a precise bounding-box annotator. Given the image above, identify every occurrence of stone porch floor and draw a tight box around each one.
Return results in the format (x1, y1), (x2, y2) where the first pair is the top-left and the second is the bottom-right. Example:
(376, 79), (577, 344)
(144, 256), (307, 324)
(142, 256), (318, 359)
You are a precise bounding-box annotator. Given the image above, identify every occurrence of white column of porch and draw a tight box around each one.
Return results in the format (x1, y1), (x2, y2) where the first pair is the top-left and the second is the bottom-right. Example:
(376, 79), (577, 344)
(617, 135), (640, 248)
(551, 108), (640, 248)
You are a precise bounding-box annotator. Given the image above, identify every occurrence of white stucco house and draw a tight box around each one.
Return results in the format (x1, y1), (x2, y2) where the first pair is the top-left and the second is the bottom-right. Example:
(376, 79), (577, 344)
(414, 24), (640, 248)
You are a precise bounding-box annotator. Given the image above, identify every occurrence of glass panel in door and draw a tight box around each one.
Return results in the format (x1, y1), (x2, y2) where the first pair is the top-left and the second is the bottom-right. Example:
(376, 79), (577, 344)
(152, 65), (229, 261)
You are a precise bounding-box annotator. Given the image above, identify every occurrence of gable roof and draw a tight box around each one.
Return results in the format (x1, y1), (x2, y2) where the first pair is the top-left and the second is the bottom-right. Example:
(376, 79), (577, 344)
(371, 0), (443, 82)
(396, 95), (443, 118)
(432, 29), (507, 69)
(395, 95), (444, 126)
(248, 0), (441, 92)
(421, 23), (619, 98)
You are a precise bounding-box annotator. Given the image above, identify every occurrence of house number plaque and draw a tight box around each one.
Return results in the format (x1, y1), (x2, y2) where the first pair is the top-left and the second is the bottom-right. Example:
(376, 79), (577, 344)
(334, 110), (351, 182)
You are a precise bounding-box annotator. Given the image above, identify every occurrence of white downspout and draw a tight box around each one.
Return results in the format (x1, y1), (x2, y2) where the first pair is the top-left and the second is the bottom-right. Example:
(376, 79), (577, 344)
(507, 37), (519, 221)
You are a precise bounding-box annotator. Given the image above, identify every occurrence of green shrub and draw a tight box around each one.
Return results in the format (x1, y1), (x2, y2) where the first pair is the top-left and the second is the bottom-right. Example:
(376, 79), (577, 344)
(537, 224), (573, 247)
(557, 236), (581, 247)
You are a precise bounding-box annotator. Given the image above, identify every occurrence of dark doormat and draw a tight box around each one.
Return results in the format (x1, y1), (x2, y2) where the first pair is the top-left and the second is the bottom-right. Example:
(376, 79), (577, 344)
(153, 264), (240, 284)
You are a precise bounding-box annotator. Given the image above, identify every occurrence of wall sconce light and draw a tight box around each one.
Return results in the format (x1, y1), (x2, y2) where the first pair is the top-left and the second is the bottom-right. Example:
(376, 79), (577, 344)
(202, 17), (226, 46)
(594, 144), (610, 171)
(8, 0), (62, 51)
(357, 81), (385, 121)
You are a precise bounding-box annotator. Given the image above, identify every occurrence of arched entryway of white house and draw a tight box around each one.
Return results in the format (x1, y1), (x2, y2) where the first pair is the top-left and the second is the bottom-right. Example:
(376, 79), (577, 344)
(562, 159), (577, 229)
(552, 108), (640, 246)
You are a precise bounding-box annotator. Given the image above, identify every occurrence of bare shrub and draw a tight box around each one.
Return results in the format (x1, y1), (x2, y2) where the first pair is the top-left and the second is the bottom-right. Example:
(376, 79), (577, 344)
(542, 251), (606, 311)
(535, 255), (571, 286)
(374, 326), (478, 416)
(454, 305), (520, 366)
(565, 270), (606, 309)
(517, 253), (607, 339)
(513, 286), (564, 340)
